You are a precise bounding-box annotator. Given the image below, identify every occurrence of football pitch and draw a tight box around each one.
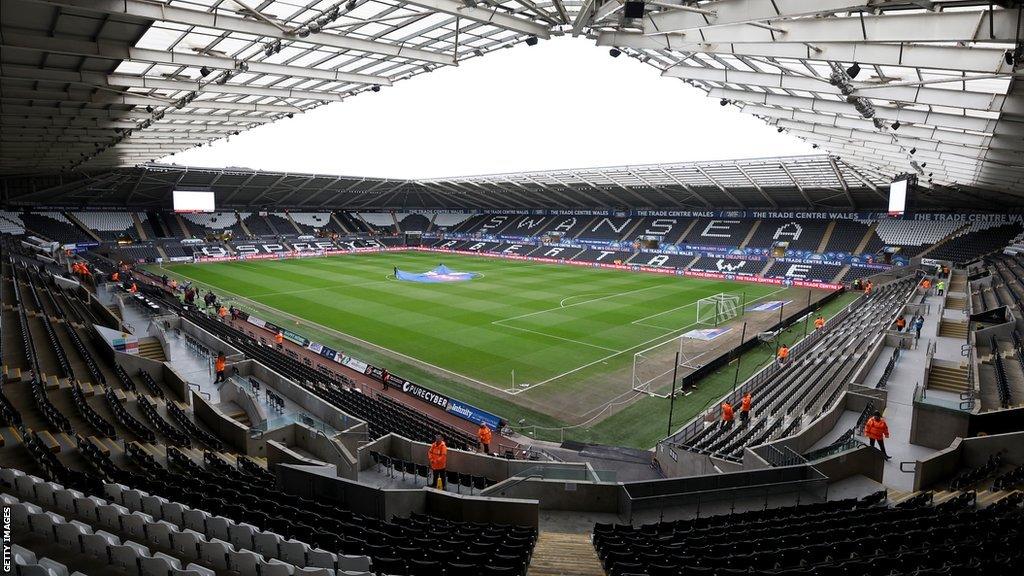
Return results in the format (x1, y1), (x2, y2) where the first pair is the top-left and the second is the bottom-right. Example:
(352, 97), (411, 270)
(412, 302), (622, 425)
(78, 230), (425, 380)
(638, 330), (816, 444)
(161, 250), (831, 426)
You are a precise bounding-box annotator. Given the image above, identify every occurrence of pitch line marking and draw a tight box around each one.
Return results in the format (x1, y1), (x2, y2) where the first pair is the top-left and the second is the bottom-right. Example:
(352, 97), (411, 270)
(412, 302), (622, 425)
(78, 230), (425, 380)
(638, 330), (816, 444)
(558, 293), (613, 308)
(506, 286), (789, 395)
(495, 284), (668, 324)
(494, 323), (621, 353)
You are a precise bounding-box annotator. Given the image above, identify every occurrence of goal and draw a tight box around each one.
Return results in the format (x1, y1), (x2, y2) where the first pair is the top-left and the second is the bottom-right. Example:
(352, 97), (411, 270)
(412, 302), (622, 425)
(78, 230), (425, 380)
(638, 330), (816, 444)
(696, 292), (743, 326)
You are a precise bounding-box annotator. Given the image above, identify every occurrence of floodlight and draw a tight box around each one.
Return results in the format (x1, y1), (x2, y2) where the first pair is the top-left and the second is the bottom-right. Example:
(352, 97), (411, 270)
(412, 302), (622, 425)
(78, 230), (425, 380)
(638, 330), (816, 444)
(371, 85), (380, 92)
(909, 147), (916, 155)
(891, 121), (900, 130)
(200, 66), (211, 77)
(846, 62), (861, 78)
(525, 36), (538, 46)
(609, 48), (621, 58)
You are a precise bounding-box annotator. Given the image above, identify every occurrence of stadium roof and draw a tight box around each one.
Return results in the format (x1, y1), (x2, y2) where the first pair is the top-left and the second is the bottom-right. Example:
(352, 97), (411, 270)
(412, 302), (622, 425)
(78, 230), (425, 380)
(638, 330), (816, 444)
(2, 155), (1011, 210)
(1, 0), (1022, 197)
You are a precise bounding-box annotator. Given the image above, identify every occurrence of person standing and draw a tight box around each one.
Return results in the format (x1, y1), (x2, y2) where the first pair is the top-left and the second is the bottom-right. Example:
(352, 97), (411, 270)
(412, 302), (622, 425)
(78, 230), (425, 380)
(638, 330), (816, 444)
(740, 392), (752, 424)
(214, 351), (227, 384)
(937, 280), (946, 296)
(814, 315), (825, 331)
(895, 316), (906, 332)
(428, 435), (448, 489)
(864, 411), (892, 460)
(478, 423), (493, 454)
(865, 280), (873, 295)
(914, 316), (924, 339)
(380, 368), (390, 391)
(275, 330), (284, 349)
(777, 344), (790, 367)
(721, 402), (734, 429)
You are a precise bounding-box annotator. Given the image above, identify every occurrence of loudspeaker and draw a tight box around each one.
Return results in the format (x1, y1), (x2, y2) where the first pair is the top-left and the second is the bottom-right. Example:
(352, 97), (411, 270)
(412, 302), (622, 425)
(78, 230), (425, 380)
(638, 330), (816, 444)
(624, 1), (645, 18)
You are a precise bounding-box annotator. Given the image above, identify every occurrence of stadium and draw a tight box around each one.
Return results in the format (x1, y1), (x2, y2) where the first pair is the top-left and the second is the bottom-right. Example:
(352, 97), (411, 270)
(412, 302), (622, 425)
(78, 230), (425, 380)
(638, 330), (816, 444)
(1, 0), (1024, 575)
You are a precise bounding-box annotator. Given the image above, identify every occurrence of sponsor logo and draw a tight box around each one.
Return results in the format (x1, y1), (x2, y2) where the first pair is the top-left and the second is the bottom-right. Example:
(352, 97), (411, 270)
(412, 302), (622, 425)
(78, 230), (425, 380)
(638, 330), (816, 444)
(401, 381), (449, 410)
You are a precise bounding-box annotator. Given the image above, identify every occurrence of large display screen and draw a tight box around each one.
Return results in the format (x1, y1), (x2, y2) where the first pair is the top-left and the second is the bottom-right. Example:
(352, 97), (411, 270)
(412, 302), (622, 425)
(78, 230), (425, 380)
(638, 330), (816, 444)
(888, 179), (909, 216)
(173, 190), (215, 213)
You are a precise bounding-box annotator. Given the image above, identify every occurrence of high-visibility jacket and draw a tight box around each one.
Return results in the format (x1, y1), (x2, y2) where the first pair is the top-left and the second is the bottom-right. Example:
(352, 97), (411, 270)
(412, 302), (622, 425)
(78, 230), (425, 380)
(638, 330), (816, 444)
(111, 272), (120, 282)
(814, 317), (824, 330)
(864, 417), (890, 440)
(215, 356), (226, 372)
(937, 282), (945, 291)
(922, 279), (931, 289)
(428, 441), (448, 470)
(896, 318), (906, 329)
(865, 283), (873, 294)
(275, 333), (284, 345)
(777, 347), (789, 360)
(129, 283), (138, 294)
(478, 425), (492, 445)
(721, 403), (734, 422)
(218, 306), (228, 318)
(741, 394), (752, 412)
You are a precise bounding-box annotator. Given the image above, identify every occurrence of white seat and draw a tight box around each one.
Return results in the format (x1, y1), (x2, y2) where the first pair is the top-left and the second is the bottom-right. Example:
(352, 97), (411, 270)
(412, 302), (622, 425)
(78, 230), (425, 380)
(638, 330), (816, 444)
(294, 568), (334, 576)
(205, 515), (231, 541)
(74, 496), (104, 523)
(110, 540), (151, 574)
(81, 530), (120, 558)
(144, 520), (177, 549)
(34, 482), (62, 508)
(103, 482), (127, 505)
(161, 501), (185, 526)
(14, 473), (42, 500)
(12, 544), (37, 565)
(55, 519), (92, 551)
(97, 503), (130, 531)
(337, 555), (371, 572)
(306, 549), (337, 569)
(259, 558), (296, 576)
(124, 488), (147, 511)
(227, 522), (257, 551)
(141, 494), (168, 519)
(181, 508), (209, 533)
(278, 538), (310, 566)
(53, 489), (83, 516)
(28, 511), (61, 538)
(252, 530), (283, 558)
(170, 563), (215, 576)
(338, 571), (372, 576)
(140, 552), (182, 576)
(12, 501), (42, 531)
(227, 548), (260, 574)
(198, 538), (233, 570)
(1, 492), (18, 505)
(0, 467), (25, 486)
(169, 528), (205, 561)
(122, 512), (154, 541)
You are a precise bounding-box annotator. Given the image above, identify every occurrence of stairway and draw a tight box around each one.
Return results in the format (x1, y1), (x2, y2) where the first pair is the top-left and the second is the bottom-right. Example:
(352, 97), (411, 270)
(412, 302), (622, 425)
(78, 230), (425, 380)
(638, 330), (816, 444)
(946, 295), (967, 310)
(237, 212), (252, 237)
(131, 213), (148, 241)
(928, 364), (970, 394)
(528, 532), (605, 576)
(174, 213), (192, 238)
(284, 212), (303, 234)
(853, 221), (879, 254)
(939, 320), (969, 339)
(738, 220), (761, 250)
(832, 265), (851, 284)
(330, 212), (351, 234)
(816, 220), (836, 253)
(64, 212), (102, 242)
(136, 338), (166, 362)
(950, 273), (968, 293)
(223, 407), (252, 428)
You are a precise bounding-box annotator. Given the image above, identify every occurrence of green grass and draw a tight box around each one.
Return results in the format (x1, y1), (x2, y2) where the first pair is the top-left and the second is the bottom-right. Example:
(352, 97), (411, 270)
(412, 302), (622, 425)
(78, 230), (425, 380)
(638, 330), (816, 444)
(154, 251), (857, 448)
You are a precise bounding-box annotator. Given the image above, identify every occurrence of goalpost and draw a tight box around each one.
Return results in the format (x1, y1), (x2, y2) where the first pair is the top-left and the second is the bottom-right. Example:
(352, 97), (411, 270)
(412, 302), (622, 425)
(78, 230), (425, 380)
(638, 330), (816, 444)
(696, 292), (743, 327)
(631, 291), (745, 397)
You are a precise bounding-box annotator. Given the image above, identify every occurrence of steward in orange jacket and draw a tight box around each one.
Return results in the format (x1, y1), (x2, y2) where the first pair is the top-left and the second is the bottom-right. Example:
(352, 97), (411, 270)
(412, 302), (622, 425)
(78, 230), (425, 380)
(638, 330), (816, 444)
(214, 352), (227, 384)
(814, 316), (825, 330)
(478, 424), (493, 454)
(740, 393), (752, 422)
(864, 411), (891, 460)
(428, 435), (448, 489)
(721, 402), (734, 428)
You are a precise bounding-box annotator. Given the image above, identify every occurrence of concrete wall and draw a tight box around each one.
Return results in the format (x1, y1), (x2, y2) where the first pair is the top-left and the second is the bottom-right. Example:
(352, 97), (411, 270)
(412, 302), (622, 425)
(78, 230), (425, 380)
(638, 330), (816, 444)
(915, 431), (1024, 491)
(655, 442), (722, 478)
(808, 445), (884, 483)
(910, 398), (971, 449)
(360, 434), (561, 482)
(276, 464), (539, 527)
(161, 363), (193, 403)
(482, 478), (620, 513)
(191, 390), (250, 452)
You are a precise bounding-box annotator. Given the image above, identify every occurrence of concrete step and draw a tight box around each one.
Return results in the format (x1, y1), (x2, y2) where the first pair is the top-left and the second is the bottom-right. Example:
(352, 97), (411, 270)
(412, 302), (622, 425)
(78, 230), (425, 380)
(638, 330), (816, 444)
(528, 532), (604, 576)
(939, 320), (969, 338)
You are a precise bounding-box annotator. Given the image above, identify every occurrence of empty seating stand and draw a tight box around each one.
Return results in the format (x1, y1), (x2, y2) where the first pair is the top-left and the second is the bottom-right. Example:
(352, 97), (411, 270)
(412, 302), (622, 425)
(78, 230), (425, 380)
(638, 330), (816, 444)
(593, 491), (1022, 576)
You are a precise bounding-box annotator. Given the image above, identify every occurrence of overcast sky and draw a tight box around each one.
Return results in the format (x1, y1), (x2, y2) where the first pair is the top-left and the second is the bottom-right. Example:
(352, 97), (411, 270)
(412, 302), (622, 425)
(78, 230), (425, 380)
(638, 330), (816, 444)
(161, 37), (816, 179)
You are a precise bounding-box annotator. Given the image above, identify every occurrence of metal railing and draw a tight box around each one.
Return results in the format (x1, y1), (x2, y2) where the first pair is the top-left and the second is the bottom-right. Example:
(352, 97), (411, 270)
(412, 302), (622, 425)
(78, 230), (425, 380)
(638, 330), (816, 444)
(875, 348), (901, 389)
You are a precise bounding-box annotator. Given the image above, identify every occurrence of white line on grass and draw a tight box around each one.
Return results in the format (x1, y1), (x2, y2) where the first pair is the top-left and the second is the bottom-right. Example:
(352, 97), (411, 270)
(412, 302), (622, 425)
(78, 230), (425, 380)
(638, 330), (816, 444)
(506, 286), (789, 395)
(495, 323), (621, 352)
(495, 284), (667, 324)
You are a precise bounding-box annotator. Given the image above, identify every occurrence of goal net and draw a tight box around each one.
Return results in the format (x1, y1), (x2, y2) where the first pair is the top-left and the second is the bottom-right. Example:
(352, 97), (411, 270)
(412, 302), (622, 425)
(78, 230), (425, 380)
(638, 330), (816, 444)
(697, 292), (742, 326)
